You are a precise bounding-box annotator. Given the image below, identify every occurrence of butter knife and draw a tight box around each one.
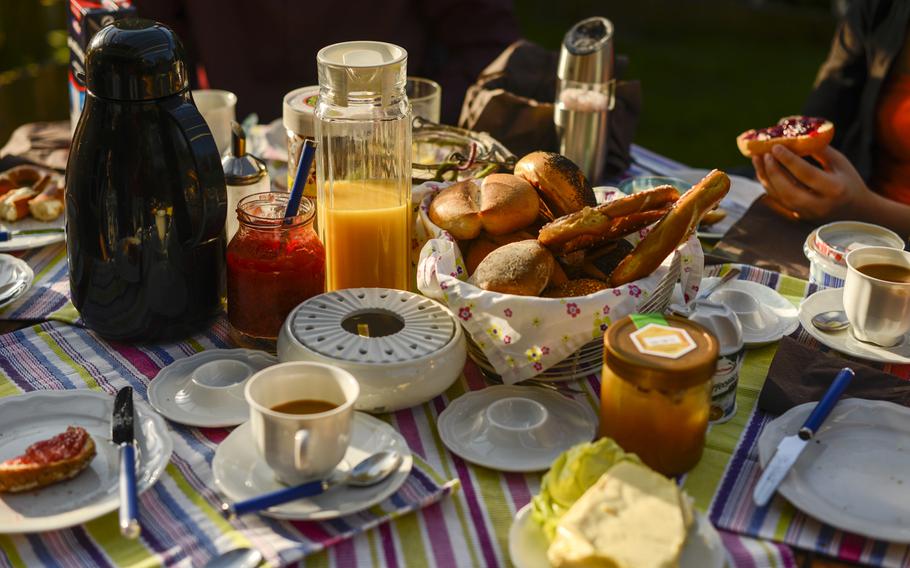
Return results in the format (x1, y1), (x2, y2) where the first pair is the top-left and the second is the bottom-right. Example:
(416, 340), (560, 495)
(753, 367), (855, 507)
(113, 386), (140, 538)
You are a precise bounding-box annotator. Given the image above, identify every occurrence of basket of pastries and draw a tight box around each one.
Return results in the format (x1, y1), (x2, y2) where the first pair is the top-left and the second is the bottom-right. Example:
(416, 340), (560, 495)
(415, 151), (730, 383)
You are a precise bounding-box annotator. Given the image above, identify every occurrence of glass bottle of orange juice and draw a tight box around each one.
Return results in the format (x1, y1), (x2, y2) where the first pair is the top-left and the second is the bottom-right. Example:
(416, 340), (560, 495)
(314, 41), (411, 291)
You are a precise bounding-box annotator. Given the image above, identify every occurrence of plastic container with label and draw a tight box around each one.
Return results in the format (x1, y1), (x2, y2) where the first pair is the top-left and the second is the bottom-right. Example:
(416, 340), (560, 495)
(600, 314), (718, 476)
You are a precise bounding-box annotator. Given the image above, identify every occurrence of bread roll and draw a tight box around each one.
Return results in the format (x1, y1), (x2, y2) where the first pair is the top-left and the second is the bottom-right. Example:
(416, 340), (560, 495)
(543, 278), (608, 298)
(471, 240), (555, 296)
(465, 230), (535, 275)
(514, 152), (596, 218)
(428, 180), (482, 240)
(478, 174), (539, 235)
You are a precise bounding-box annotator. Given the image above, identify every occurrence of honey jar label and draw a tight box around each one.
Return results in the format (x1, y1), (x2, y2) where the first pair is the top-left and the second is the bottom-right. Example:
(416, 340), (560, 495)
(629, 323), (696, 359)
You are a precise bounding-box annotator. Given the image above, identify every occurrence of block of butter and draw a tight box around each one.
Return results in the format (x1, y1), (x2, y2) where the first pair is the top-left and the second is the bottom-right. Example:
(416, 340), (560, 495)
(547, 461), (694, 568)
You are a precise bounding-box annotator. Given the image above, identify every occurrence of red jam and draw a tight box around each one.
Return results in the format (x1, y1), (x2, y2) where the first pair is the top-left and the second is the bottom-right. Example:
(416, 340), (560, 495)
(227, 194), (325, 343)
(9, 427), (89, 466)
(745, 116), (825, 140)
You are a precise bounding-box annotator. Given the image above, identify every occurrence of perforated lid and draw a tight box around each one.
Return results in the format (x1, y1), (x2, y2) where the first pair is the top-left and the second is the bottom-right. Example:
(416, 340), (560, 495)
(288, 288), (456, 364)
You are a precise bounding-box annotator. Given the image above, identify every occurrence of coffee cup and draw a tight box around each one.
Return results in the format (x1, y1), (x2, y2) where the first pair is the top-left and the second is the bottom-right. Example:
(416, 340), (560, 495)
(844, 246), (910, 347)
(245, 362), (360, 485)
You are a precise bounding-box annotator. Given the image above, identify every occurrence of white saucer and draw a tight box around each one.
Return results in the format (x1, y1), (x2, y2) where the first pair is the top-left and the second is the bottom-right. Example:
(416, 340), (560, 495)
(0, 254), (34, 307)
(212, 412), (412, 520)
(148, 349), (277, 427)
(437, 386), (598, 472)
(798, 288), (910, 364)
(508, 503), (727, 568)
(700, 278), (798, 347)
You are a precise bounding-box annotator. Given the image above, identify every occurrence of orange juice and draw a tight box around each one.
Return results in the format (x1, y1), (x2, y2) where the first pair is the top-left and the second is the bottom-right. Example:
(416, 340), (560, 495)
(320, 179), (410, 291)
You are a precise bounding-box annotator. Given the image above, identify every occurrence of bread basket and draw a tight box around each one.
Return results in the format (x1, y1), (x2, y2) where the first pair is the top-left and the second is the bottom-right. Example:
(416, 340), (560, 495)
(413, 182), (703, 384)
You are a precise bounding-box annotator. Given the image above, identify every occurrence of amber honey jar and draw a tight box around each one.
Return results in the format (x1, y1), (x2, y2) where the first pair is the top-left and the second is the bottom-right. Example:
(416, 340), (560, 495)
(600, 314), (718, 477)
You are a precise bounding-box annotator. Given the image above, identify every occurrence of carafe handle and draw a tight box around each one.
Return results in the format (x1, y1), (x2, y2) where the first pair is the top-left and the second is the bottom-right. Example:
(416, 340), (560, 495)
(160, 94), (227, 245)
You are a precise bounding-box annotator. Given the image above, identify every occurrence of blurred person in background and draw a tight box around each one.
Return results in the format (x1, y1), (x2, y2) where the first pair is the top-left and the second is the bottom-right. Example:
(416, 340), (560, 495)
(137, 0), (520, 125)
(753, 0), (910, 235)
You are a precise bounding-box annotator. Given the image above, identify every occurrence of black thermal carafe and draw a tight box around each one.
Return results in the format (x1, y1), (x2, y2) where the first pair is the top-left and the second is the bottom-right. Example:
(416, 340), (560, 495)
(66, 19), (226, 341)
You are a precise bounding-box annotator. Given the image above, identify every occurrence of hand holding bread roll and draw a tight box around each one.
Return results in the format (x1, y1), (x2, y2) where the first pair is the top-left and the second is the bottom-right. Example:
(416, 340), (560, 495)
(609, 170), (731, 286)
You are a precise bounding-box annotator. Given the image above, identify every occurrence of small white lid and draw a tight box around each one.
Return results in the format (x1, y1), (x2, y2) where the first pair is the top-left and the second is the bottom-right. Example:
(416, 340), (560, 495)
(282, 85), (320, 136)
(316, 41), (407, 107)
(689, 300), (744, 355)
(816, 221), (905, 261)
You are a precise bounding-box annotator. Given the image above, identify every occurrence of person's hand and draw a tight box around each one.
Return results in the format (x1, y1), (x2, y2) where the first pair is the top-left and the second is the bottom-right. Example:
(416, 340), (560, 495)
(752, 145), (872, 221)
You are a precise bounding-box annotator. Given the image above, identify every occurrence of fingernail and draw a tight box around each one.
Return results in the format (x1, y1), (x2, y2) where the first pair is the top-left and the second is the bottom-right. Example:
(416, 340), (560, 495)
(771, 144), (785, 156)
(764, 153), (774, 166)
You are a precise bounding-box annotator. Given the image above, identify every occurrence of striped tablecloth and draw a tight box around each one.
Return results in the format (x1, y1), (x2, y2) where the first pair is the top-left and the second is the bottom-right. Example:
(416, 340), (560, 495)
(0, 259), (799, 568)
(0, 147), (805, 567)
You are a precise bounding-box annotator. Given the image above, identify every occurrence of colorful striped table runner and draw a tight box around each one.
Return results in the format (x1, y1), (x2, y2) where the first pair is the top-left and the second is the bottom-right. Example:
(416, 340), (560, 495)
(710, 326), (910, 566)
(0, 263), (800, 567)
(0, 243), (78, 324)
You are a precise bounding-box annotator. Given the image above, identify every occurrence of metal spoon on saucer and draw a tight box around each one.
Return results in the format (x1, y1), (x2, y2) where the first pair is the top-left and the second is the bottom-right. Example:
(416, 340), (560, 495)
(811, 310), (850, 332)
(222, 450), (403, 518)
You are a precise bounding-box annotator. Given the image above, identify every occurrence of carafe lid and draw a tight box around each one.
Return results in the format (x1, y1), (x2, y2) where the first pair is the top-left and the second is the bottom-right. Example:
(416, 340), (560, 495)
(316, 41), (407, 107)
(85, 19), (189, 101)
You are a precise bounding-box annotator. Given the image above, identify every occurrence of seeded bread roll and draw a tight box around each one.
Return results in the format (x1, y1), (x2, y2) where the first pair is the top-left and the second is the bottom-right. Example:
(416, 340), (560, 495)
(471, 240), (555, 296)
(514, 152), (596, 219)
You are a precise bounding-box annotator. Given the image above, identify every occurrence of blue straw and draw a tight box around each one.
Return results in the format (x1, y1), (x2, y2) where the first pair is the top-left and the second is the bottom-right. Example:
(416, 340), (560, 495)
(285, 139), (317, 222)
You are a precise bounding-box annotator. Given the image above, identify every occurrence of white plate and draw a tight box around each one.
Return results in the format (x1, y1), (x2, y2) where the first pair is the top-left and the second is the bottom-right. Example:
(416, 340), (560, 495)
(148, 349), (277, 428)
(695, 278), (798, 347)
(0, 390), (173, 533)
(798, 288), (910, 364)
(672, 168), (766, 240)
(758, 398), (910, 542)
(0, 254), (34, 308)
(437, 386), (597, 473)
(509, 503), (727, 568)
(213, 413), (412, 520)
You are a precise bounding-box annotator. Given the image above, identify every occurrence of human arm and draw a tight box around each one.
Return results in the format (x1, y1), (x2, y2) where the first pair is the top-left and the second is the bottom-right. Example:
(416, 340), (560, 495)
(753, 144), (910, 237)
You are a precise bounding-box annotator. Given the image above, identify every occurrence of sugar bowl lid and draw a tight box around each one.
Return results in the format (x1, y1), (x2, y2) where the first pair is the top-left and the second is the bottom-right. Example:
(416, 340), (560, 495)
(86, 19), (189, 101)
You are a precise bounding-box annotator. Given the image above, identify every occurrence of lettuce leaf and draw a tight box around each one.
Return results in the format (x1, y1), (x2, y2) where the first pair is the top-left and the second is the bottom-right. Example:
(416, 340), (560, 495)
(531, 438), (640, 541)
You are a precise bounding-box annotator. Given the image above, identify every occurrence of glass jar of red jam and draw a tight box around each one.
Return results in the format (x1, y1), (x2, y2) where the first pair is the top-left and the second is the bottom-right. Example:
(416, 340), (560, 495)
(227, 192), (325, 348)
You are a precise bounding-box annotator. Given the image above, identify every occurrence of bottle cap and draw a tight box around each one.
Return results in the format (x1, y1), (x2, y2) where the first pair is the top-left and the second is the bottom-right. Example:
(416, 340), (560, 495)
(316, 41), (407, 107)
(222, 123), (267, 186)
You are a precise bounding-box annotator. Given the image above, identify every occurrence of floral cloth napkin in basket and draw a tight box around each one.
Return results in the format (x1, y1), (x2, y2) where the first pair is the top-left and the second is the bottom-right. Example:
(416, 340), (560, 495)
(412, 181), (704, 384)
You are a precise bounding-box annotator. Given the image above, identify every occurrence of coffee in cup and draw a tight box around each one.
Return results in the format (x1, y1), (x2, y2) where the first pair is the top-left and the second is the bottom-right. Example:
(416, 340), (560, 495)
(844, 246), (910, 347)
(245, 362), (360, 485)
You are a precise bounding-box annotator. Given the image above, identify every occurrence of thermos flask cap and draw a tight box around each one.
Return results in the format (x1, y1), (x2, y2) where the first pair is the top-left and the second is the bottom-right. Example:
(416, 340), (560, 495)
(85, 18), (189, 101)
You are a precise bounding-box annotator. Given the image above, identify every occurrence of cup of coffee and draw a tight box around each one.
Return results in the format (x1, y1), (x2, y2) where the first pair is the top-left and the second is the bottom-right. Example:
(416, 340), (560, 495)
(245, 362), (360, 485)
(844, 246), (910, 347)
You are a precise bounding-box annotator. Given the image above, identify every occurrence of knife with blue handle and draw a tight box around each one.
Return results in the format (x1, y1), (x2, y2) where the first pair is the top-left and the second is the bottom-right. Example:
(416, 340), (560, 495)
(753, 367), (855, 507)
(113, 387), (140, 538)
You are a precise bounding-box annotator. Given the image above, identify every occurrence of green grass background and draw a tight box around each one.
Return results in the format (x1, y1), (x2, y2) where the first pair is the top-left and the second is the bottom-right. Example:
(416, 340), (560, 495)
(1, 0), (836, 170)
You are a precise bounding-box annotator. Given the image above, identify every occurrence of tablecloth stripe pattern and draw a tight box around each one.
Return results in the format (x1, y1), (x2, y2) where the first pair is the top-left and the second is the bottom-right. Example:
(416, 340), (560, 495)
(0, 243), (77, 324)
(710, 326), (910, 567)
(0, 320), (456, 568)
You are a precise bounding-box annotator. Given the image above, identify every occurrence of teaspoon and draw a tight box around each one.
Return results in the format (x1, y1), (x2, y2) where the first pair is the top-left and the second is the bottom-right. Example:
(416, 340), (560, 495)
(811, 310), (850, 332)
(222, 450), (403, 518)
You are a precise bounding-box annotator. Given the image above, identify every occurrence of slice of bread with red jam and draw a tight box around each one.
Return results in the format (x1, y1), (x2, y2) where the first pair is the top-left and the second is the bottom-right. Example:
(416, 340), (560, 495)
(0, 426), (96, 493)
(737, 115), (834, 157)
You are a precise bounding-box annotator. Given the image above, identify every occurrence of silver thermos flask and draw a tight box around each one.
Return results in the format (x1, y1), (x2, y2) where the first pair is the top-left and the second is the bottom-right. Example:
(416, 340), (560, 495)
(555, 17), (615, 183)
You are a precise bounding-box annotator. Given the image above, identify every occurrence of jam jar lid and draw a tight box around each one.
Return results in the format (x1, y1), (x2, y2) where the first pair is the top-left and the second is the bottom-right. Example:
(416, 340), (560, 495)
(604, 314), (718, 390)
(85, 19), (189, 101)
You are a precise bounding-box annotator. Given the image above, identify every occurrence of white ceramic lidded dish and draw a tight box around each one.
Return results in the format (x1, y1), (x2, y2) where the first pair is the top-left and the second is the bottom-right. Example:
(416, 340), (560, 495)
(277, 288), (466, 413)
